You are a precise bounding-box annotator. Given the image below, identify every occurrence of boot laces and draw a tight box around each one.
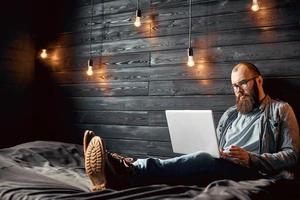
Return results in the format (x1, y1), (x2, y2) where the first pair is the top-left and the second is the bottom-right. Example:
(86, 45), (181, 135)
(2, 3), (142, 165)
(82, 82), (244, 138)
(107, 151), (134, 166)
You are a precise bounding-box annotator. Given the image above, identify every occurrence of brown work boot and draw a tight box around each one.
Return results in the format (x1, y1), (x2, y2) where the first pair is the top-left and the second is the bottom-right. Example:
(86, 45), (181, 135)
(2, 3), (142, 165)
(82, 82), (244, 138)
(105, 151), (136, 189)
(85, 136), (136, 190)
(83, 130), (96, 155)
(85, 136), (107, 191)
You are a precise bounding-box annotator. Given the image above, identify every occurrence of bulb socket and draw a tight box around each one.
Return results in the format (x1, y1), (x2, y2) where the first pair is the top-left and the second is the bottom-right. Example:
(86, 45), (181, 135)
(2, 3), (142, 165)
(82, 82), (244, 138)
(188, 48), (193, 56)
(88, 59), (93, 67)
(136, 9), (141, 17)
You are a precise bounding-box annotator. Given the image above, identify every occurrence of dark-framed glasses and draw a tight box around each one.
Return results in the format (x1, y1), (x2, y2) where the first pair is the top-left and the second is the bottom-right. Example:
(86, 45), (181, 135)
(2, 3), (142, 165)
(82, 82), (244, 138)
(232, 76), (258, 92)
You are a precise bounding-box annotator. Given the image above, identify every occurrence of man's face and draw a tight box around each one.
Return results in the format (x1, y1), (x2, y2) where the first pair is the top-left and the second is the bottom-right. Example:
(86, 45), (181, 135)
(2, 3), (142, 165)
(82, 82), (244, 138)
(231, 69), (260, 114)
(235, 81), (259, 114)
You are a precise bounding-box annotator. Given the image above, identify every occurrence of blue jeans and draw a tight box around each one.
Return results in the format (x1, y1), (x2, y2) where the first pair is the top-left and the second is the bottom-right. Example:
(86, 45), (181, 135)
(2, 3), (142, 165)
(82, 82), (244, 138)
(130, 152), (263, 186)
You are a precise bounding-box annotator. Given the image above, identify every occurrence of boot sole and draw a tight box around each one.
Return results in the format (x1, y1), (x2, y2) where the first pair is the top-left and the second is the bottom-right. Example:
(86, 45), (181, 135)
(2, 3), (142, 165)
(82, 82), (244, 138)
(85, 136), (107, 191)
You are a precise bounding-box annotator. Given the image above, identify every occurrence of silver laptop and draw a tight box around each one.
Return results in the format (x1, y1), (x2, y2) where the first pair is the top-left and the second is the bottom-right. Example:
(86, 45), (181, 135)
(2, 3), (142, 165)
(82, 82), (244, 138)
(165, 110), (220, 158)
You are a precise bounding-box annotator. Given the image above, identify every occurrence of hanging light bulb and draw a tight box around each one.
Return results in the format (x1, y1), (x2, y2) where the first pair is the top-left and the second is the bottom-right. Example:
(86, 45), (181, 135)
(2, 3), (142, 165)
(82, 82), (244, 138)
(86, 0), (94, 76)
(134, 0), (141, 27)
(187, 0), (195, 67)
(86, 59), (93, 76)
(134, 9), (141, 27)
(40, 49), (48, 59)
(187, 48), (195, 67)
(251, 0), (260, 12)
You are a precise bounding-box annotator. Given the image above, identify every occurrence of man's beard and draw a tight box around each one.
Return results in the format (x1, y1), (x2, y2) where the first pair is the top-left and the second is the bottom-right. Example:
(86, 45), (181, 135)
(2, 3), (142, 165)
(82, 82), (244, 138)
(236, 82), (259, 114)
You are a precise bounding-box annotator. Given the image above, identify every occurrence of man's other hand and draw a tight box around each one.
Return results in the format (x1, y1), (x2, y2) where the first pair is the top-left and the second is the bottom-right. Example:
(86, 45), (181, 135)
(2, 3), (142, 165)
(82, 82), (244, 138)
(220, 146), (250, 167)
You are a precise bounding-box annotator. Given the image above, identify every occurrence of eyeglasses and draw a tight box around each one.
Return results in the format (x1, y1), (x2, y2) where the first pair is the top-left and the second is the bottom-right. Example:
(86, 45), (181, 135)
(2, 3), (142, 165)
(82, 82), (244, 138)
(232, 76), (258, 92)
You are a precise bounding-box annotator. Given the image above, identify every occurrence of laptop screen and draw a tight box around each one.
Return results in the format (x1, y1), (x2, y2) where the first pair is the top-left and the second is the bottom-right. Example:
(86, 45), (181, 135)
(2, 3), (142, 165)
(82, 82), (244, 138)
(166, 110), (220, 158)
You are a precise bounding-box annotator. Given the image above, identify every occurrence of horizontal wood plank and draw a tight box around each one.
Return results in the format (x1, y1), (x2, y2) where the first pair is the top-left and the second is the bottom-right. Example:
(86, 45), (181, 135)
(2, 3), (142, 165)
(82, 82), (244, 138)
(70, 95), (235, 111)
(77, 0), (150, 18)
(150, 0), (295, 10)
(50, 52), (150, 71)
(73, 111), (149, 125)
(60, 81), (148, 97)
(150, 77), (300, 96)
(149, 59), (300, 81)
(104, 138), (176, 157)
(103, 0), (150, 15)
(72, 109), (225, 127)
(53, 67), (150, 84)
(101, 52), (150, 68)
(103, 23), (151, 41)
(75, 124), (171, 141)
(149, 79), (233, 96)
(151, 41), (300, 65)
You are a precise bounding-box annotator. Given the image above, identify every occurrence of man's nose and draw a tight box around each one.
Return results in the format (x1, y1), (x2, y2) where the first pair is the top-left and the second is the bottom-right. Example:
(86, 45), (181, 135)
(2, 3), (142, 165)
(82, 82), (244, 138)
(237, 89), (244, 96)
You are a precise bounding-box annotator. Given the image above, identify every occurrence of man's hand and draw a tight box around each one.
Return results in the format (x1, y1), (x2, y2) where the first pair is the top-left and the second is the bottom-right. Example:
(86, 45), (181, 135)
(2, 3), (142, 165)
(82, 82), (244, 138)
(220, 146), (250, 167)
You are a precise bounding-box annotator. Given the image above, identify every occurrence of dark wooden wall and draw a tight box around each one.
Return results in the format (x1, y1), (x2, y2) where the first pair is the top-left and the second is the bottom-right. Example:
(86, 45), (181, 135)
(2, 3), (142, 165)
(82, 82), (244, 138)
(43, 0), (300, 158)
(2, 0), (299, 157)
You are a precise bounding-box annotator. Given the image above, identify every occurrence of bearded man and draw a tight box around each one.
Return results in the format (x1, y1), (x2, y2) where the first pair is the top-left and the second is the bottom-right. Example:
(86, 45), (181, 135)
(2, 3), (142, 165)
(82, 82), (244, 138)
(83, 62), (300, 191)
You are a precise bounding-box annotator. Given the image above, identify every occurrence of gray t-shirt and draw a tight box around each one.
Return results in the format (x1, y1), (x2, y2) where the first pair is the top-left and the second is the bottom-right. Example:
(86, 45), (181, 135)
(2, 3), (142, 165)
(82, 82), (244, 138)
(223, 108), (261, 153)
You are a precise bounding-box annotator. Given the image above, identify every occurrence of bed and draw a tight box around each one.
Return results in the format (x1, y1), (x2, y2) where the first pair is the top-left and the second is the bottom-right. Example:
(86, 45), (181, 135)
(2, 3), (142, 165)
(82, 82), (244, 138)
(1, 141), (299, 200)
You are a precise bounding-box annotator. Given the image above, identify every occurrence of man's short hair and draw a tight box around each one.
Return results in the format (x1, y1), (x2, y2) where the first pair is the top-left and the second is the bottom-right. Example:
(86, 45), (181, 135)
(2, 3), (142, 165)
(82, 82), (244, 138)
(233, 62), (261, 76)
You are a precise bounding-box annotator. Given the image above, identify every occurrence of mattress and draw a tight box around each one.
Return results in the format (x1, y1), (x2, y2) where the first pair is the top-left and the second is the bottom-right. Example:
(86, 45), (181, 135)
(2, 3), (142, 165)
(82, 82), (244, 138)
(0, 140), (297, 200)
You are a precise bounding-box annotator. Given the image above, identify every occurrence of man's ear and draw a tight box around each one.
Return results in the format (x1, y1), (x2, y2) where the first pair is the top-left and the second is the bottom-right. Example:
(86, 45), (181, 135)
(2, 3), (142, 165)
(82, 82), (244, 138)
(257, 75), (263, 85)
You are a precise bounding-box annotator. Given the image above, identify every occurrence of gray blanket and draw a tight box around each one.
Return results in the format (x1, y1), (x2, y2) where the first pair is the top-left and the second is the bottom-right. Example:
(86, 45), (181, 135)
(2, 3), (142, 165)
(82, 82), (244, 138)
(0, 141), (283, 200)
